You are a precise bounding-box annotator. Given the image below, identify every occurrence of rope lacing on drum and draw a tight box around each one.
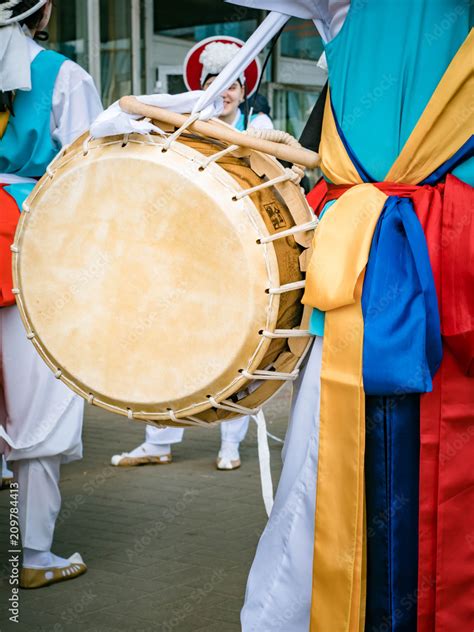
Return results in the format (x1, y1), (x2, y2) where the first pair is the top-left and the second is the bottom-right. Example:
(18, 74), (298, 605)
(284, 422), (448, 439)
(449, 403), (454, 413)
(163, 113), (200, 151)
(266, 280), (306, 295)
(260, 329), (311, 339)
(198, 144), (240, 170)
(82, 136), (93, 156)
(164, 408), (216, 427)
(256, 219), (318, 244)
(207, 396), (259, 416)
(240, 368), (299, 381)
(231, 171), (298, 201)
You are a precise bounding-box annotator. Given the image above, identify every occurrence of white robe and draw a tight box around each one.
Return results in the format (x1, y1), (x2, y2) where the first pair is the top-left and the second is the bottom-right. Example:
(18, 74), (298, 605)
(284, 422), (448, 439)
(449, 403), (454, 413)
(225, 0), (350, 44)
(241, 338), (322, 631)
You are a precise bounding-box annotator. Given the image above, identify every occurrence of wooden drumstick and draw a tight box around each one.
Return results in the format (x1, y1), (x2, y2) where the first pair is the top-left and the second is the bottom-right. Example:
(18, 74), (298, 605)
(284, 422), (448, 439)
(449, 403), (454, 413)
(119, 96), (321, 170)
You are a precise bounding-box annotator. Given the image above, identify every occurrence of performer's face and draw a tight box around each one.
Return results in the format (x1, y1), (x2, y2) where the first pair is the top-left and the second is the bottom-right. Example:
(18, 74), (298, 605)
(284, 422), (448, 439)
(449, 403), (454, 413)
(203, 77), (245, 118)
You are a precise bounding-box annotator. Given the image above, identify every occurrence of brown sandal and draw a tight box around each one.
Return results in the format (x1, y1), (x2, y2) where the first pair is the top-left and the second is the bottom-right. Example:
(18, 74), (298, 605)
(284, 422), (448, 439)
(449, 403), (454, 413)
(20, 554), (87, 589)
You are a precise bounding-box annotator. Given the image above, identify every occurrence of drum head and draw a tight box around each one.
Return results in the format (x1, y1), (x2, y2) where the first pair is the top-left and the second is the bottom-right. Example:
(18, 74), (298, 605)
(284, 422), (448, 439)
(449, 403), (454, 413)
(14, 136), (281, 416)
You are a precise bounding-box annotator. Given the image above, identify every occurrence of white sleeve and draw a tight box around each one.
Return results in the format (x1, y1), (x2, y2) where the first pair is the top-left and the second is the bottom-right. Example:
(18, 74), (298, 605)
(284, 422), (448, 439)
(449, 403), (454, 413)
(315, 0), (350, 42)
(225, 0), (350, 43)
(249, 113), (275, 130)
(51, 60), (103, 148)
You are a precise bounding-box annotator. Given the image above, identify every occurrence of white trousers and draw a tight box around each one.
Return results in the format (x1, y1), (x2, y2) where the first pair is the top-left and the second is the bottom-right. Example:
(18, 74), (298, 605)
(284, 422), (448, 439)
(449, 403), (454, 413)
(145, 416), (250, 445)
(0, 306), (84, 462)
(0, 306), (84, 553)
(241, 337), (322, 632)
(12, 456), (62, 551)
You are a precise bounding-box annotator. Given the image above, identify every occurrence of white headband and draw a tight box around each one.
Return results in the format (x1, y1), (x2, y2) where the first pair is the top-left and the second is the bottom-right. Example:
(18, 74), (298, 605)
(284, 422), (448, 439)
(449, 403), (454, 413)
(0, 0), (47, 26)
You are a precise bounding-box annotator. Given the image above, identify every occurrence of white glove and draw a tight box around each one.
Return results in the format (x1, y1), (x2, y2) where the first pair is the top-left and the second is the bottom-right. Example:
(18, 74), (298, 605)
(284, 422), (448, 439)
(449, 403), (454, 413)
(90, 91), (224, 139)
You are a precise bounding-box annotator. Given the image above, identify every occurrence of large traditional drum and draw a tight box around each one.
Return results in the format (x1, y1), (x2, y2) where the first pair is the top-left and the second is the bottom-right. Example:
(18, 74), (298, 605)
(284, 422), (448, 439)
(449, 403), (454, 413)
(12, 116), (316, 427)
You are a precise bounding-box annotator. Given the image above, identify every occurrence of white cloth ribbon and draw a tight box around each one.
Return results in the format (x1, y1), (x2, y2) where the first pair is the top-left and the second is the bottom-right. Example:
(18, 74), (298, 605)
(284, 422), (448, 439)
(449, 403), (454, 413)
(0, 22), (32, 92)
(192, 11), (290, 115)
(90, 91), (224, 139)
(0, 173), (36, 184)
(252, 410), (275, 517)
(226, 0), (322, 20)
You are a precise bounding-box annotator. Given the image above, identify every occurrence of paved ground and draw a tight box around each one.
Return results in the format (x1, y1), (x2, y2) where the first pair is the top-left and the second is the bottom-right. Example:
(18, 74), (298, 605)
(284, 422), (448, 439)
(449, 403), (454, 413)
(0, 387), (291, 632)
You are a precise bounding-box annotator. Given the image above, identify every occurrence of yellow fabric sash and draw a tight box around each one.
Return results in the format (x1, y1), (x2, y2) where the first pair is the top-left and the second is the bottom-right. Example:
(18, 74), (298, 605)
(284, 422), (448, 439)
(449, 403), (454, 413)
(387, 29), (474, 184)
(0, 111), (9, 139)
(318, 95), (363, 186)
(304, 30), (473, 632)
(305, 185), (387, 632)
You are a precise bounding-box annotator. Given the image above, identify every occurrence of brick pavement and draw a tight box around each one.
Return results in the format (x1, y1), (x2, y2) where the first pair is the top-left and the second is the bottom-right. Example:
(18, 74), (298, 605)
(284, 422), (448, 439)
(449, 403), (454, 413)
(0, 387), (291, 632)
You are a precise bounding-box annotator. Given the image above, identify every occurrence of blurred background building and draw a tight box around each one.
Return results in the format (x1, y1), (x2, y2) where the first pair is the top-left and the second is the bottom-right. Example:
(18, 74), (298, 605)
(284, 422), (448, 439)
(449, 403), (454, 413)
(48, 1), (326, 137)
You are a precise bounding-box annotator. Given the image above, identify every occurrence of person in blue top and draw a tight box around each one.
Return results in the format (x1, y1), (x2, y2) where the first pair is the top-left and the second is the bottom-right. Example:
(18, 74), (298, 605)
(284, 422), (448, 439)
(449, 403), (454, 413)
(0, 0), (102, 589)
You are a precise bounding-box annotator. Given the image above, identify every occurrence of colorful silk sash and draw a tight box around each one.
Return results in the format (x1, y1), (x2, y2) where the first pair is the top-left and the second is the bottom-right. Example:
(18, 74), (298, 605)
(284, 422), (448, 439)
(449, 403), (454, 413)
(303, 30), (473, 632)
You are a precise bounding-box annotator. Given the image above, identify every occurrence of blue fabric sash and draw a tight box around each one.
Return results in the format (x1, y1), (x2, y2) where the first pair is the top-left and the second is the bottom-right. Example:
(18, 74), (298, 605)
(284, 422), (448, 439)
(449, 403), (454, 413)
(361, 196), (442, 395)
(365, 394), (420, 632)
(360, 192), (441, 632)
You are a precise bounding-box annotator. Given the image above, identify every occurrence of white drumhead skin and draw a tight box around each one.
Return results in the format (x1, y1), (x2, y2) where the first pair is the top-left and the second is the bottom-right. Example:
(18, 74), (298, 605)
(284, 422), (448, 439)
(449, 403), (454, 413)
(16, 139), (280, 413)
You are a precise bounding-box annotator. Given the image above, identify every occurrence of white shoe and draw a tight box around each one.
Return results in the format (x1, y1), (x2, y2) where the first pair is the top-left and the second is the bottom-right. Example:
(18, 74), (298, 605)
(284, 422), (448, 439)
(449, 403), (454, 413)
(111, 452), (172, 467)
(216, 442), (241, 471)
(111, 442), (172, 466)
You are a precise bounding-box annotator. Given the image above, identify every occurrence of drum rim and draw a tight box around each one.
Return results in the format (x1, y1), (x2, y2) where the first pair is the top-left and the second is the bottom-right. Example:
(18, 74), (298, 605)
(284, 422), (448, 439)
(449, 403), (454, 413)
(13, 132), (314, 425)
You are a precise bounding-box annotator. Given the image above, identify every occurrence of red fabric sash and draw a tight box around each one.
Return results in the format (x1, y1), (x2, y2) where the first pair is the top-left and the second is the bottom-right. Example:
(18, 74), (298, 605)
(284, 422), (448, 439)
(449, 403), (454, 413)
(308, 176), (474, 630)
(0, 186), (20, 307)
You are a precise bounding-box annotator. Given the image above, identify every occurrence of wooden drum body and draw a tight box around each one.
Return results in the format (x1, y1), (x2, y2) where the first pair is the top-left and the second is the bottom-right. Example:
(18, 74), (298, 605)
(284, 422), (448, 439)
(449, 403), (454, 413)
(12, 128), (315, 427)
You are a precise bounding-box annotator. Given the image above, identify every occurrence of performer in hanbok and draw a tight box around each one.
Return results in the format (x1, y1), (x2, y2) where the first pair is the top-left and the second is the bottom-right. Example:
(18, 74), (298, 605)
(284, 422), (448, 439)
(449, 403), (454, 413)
(207, 1), (472, 630)
(111, 36), (273, 472)
(0, 0), (102, 588)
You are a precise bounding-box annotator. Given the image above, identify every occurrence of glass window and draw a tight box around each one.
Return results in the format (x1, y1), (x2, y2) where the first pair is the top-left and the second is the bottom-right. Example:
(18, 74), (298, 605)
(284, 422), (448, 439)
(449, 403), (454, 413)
(48, 1), (89, 68)
(100, 0), (133, 105)
(156, 20), (258, 44)
(157, 19), (258, 43)
(154, 0), (259, 32)
(273, 87), (320, 138)
(281, 19), (323, 61)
